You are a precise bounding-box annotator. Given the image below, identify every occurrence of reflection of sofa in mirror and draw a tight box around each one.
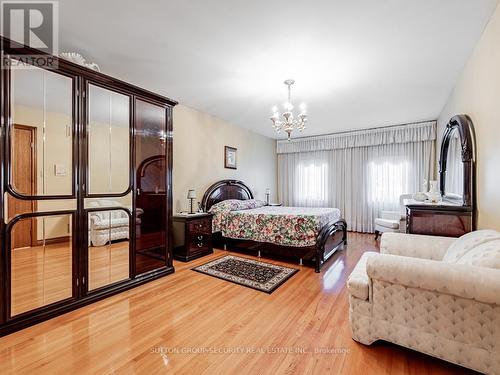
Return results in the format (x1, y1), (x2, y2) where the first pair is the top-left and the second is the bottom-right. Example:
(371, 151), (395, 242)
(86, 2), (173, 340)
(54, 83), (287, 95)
(88, 200), (141, 246)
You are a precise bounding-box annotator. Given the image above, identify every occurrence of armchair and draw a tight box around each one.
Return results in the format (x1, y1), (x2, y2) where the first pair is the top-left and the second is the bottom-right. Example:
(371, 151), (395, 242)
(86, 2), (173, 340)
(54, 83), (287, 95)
(374, 194), (413, 239)
(347, 232), (500, 374)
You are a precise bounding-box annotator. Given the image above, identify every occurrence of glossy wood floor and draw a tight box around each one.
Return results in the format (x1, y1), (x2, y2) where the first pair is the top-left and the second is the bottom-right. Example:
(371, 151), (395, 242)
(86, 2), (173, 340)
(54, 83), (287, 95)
(0, 233), (474, 374)
(11, 241), (129, 315)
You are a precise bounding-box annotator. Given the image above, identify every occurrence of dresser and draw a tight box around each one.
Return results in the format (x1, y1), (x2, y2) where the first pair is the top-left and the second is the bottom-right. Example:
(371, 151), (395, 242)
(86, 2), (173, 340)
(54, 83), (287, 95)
(404, 199), (473, 237)
(173, 213), (213, 261)
(405, 114), (477, 238)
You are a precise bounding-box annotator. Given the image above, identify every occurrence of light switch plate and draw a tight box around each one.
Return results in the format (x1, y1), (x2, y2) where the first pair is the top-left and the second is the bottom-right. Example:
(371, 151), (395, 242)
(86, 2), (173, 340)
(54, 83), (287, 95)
(54, 163), (67, 176)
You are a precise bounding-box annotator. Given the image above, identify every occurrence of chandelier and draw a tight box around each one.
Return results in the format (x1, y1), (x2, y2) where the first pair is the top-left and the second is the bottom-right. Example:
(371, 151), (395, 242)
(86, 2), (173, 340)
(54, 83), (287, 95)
(270, 79), (307, 140)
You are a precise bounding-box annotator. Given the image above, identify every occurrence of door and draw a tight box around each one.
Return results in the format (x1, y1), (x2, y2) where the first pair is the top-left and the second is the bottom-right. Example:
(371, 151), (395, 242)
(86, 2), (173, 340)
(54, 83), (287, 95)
(134, 99), (168, 275)
(7, 61), (76, 318)
(8, 125), (37, 248)
(85, 83), (132, 292)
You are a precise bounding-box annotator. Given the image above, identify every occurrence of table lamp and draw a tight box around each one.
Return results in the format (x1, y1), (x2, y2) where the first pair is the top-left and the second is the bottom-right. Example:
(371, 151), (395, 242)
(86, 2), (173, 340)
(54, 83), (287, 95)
(187, 189), (197, 214)
(265, 188), (271, 205)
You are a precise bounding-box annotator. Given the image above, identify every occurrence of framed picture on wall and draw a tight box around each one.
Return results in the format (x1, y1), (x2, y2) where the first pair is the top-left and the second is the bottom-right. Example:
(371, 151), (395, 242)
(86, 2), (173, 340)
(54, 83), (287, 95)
(224, 146), (237, 169)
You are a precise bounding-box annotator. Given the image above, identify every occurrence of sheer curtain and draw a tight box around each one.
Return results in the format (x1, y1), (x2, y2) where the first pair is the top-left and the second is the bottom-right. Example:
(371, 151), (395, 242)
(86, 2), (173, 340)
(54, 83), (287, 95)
(277, 122), (436, 232)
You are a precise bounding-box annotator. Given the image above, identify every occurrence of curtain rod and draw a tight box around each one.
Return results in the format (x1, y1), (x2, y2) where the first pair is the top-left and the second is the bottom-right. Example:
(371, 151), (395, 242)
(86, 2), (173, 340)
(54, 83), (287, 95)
(277, 119), (437, 142)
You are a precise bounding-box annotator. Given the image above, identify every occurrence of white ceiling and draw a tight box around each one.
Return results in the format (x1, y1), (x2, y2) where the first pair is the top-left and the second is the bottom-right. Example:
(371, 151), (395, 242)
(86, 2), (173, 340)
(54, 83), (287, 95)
(57, 0), (498, 139)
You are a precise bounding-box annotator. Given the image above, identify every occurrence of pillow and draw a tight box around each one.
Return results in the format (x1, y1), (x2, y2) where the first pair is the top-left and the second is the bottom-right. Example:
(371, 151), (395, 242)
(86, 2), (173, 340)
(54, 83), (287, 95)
(442, 229), (500, 263)
(208, 199), (243, 213)
(456, 238), (500, 270)
(237, 199), (266, 210)
(209, 199), (266, 213)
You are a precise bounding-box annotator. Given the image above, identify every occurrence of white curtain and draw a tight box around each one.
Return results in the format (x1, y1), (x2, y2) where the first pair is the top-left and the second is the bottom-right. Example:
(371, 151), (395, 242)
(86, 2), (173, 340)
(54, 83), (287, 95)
(278, 122), (436, 233)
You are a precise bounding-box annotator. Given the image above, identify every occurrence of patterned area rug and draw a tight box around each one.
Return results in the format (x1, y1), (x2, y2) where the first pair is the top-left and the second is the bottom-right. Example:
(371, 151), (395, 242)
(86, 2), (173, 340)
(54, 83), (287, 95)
(192, 255), (298, 293)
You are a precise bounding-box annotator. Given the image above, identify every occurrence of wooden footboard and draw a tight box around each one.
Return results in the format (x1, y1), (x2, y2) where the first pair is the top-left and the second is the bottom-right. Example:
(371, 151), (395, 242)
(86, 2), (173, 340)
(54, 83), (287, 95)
(315, 219), (347, 273)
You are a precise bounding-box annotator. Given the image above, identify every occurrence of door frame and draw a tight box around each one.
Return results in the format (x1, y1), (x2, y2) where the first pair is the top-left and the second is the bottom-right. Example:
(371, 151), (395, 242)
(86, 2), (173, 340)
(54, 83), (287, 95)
(10, 124), (38, 246)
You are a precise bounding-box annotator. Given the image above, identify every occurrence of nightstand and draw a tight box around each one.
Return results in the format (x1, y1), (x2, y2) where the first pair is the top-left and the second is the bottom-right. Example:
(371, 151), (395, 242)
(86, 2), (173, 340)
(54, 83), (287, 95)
(173, 213), (213, 261)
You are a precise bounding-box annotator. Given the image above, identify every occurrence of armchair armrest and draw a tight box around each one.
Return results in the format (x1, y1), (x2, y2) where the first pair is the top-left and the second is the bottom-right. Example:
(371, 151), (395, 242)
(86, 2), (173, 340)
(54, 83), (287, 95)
(380, 232), (456, 260)
(347, 252), (377, 300)
(367, 254), (500, 305)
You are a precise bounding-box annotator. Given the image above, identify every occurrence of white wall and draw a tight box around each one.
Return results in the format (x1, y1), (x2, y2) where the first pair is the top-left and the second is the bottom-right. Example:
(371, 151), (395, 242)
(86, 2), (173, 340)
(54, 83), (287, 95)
(437, 3), (500, 230)
(173, 104), (277, 212)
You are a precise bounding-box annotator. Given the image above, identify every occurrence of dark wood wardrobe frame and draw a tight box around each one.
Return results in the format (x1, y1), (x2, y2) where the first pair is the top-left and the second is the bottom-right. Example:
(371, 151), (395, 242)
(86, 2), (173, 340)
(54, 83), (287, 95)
(0, 36), (177, 336)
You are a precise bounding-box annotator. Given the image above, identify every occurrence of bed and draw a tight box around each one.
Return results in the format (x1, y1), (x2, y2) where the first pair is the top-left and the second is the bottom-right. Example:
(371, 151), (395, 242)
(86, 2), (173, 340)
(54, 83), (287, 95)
(202, 180), (347, 272)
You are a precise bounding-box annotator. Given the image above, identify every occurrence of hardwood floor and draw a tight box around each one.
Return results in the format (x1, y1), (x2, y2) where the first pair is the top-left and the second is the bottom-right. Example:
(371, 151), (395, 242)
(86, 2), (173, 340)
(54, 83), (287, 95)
(11, 241), (130, 315)
(0, 233), (474, 374)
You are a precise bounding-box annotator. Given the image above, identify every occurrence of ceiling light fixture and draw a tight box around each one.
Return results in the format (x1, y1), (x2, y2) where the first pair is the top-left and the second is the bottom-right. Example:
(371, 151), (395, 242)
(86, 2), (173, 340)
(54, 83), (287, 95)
(270, 79), (307, 140)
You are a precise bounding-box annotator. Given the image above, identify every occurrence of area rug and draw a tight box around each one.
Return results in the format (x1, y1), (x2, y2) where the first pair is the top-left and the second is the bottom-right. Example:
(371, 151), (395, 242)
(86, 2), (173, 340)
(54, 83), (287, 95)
(192, 255), (298, 293)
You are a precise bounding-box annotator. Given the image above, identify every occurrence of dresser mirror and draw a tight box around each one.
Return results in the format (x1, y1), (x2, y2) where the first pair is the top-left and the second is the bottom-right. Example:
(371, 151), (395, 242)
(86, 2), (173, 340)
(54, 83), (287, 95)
(443, 127), (464, 200)
(406, 115), (476, 238)
(439, 114), (475, 207)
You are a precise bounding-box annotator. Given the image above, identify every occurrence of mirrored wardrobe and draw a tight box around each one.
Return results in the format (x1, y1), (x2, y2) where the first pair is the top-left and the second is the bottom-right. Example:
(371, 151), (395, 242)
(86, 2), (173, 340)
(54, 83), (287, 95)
(0, 37), (176, 335)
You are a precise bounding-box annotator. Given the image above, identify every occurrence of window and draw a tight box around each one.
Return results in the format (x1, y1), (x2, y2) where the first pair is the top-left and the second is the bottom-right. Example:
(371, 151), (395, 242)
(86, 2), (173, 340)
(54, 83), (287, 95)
(294, 162), (328, 206)
(368, 158), (410, 210)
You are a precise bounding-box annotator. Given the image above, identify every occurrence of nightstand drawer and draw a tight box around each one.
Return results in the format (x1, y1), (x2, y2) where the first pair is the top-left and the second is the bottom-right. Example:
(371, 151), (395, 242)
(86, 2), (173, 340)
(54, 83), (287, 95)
(187, 219), (211, 234)
(189, 237), (212, 254)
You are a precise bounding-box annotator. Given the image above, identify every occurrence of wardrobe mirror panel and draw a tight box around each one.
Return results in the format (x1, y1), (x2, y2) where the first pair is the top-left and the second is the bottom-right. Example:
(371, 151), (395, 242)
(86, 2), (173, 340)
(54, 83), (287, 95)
(10, 214), (73, 316)
(88, 84), (130, 195)
(87, 208), (130, 291)
(10, 62), (73, 196)
(135, 99), (167, 275)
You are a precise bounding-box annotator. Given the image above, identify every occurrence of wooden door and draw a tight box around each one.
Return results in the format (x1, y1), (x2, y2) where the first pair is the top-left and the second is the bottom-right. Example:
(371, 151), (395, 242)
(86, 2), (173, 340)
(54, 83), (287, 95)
(8, 125), (37, 249)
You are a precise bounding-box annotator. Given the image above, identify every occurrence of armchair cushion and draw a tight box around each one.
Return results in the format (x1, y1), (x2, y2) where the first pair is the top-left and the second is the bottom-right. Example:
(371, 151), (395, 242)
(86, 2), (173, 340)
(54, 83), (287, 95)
(442, 229), (500, 263)
(347, 252), (377, 300)
(380, 232), (455, 261)
(366, 253), (500, 305)
(457, 238), (500, 270)
(380, 211), (403, 221)
(374, 218), (399, 229)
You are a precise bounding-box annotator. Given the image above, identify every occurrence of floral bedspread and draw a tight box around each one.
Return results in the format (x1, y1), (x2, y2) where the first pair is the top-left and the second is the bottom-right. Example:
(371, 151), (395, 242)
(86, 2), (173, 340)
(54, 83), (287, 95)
(210, 201), (340, 247)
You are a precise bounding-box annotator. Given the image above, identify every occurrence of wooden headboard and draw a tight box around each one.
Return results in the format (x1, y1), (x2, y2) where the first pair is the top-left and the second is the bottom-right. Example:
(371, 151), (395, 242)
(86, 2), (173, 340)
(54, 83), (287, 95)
(201, 180), (254, 212)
